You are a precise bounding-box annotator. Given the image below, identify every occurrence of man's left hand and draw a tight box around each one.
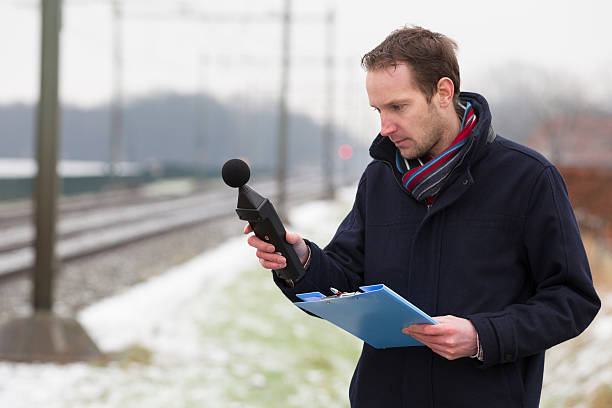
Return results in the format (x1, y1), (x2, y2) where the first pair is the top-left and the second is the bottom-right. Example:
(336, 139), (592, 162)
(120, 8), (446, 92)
(403, 315), (478, 360)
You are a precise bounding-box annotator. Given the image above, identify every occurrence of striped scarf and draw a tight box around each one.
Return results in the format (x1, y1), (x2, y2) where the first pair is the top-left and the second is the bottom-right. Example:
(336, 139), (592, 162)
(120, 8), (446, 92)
(395, 102), (477, 204)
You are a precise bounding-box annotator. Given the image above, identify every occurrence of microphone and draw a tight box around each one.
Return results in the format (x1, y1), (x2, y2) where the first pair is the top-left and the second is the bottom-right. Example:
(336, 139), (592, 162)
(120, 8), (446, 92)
(222, 159), (306, 285)
(221, 158), (250, 188)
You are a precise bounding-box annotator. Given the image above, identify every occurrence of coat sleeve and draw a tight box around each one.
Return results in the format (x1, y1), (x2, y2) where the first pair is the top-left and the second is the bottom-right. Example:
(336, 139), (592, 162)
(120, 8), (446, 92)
(272, 172), (367, 302)
(468, 166), (600, 368)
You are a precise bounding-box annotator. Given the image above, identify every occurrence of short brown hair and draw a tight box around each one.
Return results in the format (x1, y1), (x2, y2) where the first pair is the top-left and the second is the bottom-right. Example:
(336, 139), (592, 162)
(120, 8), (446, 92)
(361, 26), (461, 109)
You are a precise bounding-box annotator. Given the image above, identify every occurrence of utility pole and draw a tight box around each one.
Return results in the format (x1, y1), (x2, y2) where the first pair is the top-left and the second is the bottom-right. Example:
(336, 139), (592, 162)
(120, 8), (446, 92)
(322, 8), (336, 199)
(110, 0), (124, 181)
(32, 0), (62, 311)
(196, 54), (210, 177)
(0, 0), (100, 363)
(276, 0), (291, 220)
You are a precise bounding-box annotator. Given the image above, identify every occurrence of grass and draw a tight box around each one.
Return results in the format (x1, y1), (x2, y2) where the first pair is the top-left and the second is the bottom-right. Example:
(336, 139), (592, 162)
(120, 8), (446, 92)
(201, 264), (362, 408)
(540, 232), (611, 408)
(582, 233), (612, 290)
(32, 195), (361, 408)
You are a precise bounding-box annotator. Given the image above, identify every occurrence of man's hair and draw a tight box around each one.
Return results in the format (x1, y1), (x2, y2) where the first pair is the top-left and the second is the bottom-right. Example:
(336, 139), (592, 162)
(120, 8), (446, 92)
(361, 26), (461, 109)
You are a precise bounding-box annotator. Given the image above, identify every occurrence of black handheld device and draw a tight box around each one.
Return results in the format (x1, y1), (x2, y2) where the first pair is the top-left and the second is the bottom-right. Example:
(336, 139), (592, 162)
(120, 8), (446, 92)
(222, 159), (306, 285)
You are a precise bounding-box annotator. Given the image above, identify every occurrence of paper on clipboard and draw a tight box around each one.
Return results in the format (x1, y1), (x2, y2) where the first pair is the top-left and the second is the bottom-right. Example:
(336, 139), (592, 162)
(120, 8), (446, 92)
(294, 284), (437, 349)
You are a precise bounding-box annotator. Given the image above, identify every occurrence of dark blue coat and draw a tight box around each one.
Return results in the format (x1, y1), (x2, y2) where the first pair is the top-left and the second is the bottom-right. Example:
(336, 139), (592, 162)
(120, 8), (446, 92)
(274, 92), (600, 407)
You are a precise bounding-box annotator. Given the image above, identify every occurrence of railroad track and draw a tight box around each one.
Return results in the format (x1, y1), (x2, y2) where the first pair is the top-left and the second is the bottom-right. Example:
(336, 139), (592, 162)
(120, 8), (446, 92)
(0, 173), (333, 280)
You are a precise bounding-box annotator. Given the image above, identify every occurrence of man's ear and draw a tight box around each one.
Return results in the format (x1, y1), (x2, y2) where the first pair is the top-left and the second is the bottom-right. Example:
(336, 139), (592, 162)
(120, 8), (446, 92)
(435, 77), (454, 108)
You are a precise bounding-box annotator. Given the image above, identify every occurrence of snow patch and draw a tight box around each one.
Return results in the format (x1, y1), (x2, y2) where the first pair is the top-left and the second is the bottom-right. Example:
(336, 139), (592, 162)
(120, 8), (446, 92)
(79, 235), (257, 352)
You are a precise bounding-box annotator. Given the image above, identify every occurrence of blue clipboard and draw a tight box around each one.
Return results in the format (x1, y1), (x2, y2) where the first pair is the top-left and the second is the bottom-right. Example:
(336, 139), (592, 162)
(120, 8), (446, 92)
(295, 284), (437, 349)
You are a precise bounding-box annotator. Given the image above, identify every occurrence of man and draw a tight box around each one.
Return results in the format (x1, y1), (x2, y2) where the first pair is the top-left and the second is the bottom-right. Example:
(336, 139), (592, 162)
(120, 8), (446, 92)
(244, 26), (600, 407)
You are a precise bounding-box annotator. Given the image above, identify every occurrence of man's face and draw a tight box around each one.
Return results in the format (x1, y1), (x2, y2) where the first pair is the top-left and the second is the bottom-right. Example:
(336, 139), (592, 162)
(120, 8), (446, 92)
(366, 64), (445, 160)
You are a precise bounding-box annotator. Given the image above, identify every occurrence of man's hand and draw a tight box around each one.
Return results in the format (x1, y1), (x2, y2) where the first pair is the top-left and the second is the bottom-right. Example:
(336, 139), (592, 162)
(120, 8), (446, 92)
(243, 224), (309, 270)
(403, 315), (478, 360)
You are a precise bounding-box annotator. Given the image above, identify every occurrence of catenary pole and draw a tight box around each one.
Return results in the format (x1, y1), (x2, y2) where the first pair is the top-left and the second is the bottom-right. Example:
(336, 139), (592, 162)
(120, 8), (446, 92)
(276, 0), (291, 220)
(33, 0), (62, 310)
(0, 0), (101, 363)
(110, 0), (124, 180)
(322, 8), (336, 198)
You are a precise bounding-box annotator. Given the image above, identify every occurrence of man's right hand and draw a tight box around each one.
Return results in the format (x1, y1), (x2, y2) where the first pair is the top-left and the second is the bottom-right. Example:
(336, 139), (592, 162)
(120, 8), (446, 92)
(243, 223), (310, 270)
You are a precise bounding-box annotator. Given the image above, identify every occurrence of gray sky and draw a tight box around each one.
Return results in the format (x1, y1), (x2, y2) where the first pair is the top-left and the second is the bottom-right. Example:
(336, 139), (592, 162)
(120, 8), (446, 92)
(1, 0), (611, 140)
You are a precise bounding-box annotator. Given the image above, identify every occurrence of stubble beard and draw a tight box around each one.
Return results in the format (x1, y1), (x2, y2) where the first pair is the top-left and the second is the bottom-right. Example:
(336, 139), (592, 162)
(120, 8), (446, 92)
(399, 106), (446, 160)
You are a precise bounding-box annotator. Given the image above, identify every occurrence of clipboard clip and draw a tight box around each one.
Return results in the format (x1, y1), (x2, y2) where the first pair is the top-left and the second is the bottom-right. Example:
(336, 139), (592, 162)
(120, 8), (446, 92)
(296, 287), (362, 302)
(329, 287), (361, 297)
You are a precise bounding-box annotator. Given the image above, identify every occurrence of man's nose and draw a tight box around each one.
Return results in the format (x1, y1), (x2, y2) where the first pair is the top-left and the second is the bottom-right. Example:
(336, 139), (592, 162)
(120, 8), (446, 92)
(380, 113), (397, 137)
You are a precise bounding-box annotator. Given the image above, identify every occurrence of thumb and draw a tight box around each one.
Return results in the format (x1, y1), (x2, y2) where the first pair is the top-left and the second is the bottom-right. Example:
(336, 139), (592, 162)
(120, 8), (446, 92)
(286, 231), (309, 265)
(285, 231), (302, 245)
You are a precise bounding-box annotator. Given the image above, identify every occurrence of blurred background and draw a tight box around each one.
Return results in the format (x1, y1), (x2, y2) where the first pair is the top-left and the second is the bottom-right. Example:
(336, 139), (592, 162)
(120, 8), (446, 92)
(0, 0), (610, 407)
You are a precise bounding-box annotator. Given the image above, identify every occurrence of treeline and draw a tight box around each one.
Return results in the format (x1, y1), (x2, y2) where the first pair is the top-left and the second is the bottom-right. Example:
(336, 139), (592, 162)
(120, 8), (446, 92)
(1, 92), (360, 176)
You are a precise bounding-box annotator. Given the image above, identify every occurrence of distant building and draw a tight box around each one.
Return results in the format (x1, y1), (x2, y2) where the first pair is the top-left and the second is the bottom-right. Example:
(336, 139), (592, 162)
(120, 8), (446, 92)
(527, 115), (612, 168)
(528, 115), (612, 243)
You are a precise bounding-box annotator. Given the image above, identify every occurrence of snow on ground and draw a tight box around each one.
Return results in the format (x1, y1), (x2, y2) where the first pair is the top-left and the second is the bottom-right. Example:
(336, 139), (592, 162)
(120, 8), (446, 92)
(79, 235), (256, 354)
(0, 235), (259, 408)
(0, 158), (141, 178)
(0, 186), (361, 408)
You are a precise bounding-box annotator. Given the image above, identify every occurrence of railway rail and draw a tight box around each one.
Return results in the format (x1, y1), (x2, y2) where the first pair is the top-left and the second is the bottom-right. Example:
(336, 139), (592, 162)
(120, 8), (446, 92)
(0, 173), (334, 280)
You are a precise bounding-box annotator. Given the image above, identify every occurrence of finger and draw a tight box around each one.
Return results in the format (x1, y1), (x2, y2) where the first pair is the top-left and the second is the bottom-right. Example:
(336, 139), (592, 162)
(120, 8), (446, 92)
(256, 250), (286, 265)
(405, 333), (449, 350)
(406, 333), (429, 345)
(430, 343), (464, 361)
(410, 332), (469, 359)
(407, 336), (445, 357)
(406, 335), (455, 360)
(243, 223), (253, 234)
(404, 324), (445, 336)
(403, 328), (455, 352)
(247, 235), (275, 252)
(259, 257), (287, 270)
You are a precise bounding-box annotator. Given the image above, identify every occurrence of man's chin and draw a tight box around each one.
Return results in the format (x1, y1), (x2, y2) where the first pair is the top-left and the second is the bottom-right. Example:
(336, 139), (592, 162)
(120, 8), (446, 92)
(397, 148), (419, 160)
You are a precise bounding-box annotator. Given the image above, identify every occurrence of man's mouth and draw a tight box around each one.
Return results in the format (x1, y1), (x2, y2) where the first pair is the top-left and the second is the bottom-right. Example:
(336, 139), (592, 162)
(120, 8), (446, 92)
(391, 137), (410, 147)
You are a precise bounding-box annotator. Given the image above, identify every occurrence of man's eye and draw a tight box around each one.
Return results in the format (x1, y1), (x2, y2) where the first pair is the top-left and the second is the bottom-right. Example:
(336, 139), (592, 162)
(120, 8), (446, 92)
(392, 104), (404, 111)
(371, 107), (380, 113)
